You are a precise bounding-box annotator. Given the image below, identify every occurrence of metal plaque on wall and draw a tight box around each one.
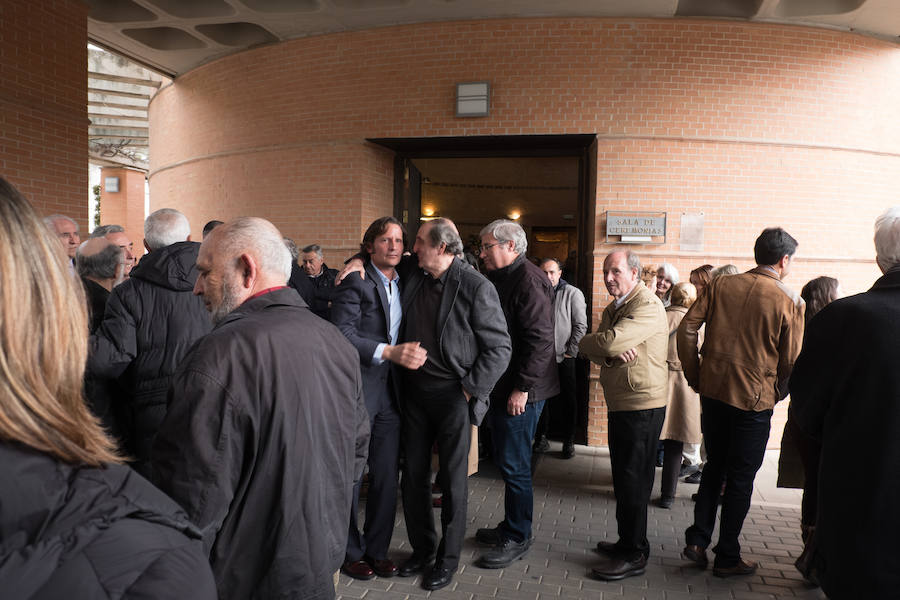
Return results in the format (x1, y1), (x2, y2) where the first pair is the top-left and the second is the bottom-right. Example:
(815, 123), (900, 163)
(604, 211), (666, 244)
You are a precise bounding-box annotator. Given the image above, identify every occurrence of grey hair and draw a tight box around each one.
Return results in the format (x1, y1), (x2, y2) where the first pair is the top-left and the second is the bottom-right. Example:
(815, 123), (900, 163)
(76, 241), (123, 279)
(90, 224), (124, 238)
(425, 218), (463, 256)
(875, 206), (900, 271)
(144, 208), (190, 251)
(284, 238), (300, 261)
(657, 262), (680, 284)
(480, 219), (527, 254)
(712, 264), (739, 278)
(220, 217), (292, 284)
(301, 244), (324, 259)
(43, 214), (78, 231)
(625, 250), (641, 275)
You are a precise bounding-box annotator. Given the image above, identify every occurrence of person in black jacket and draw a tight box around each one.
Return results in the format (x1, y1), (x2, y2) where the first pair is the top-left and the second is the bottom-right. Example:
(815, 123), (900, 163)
(303, 243), (339, 319)
(789, 207), (900, 597)
(153, 217), (369, 600)
(330, 218), (427, 581)
(88, 208), (212, 478)
(0, 176), (216, 600)
(475, 219), (559, 568)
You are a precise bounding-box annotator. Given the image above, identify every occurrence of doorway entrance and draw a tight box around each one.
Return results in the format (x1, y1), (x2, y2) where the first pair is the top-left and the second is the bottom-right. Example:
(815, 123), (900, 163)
(368, 134), (597, 445)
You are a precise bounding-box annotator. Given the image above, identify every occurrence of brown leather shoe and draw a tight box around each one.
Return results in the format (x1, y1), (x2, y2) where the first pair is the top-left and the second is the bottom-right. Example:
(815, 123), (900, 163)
(364, 556), (398, 578)
(682, 544), (709, 568)
(713, 558), (757, 578)
(341, 560), (375, 580)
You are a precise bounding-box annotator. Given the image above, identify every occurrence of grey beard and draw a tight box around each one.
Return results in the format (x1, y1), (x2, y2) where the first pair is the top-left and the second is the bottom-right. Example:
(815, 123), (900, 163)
(209, 280), (242, 325)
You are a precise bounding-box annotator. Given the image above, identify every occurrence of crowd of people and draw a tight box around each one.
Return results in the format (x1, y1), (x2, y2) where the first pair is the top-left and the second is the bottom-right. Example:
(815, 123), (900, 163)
(2, 172), (898, 599)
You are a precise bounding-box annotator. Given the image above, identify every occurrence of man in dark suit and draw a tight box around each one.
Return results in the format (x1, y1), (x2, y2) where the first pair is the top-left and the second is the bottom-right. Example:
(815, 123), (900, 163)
(789, 207), (900, 598)
(396, 218), (511, 591)
(331, 217), (427, 581)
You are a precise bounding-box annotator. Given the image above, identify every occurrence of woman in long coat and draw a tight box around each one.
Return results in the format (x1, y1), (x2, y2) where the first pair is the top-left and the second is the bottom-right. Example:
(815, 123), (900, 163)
(657, 282), (702, 508)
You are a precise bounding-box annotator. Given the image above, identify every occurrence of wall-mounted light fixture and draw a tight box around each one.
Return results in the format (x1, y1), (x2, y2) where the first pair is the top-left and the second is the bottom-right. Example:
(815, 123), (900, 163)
(507, 211), (521, 221)
(456, 81), (490, 117)
(104, 176), (120, 193)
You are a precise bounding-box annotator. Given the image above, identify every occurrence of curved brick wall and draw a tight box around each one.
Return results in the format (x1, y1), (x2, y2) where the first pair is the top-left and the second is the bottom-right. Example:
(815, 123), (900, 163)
(149, 18), (900, 444)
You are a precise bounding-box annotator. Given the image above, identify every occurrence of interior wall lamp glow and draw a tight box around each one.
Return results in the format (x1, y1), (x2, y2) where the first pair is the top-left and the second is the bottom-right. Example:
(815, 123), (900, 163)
(508, 211), (521, 221)
(456, 81), (490, 117)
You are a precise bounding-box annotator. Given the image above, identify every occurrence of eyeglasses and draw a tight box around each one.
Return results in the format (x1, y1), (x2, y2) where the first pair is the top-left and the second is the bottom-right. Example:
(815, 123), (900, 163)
(480, 241), (504, 252)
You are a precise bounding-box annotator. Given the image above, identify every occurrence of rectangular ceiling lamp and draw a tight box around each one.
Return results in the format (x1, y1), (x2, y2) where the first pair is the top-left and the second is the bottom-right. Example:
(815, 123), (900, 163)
(456, 81), (490, 117)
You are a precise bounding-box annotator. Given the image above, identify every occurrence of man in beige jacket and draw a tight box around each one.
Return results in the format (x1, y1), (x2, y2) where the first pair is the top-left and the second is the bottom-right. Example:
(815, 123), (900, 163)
(677, 227), (804, 578)
(579, 250), (668, 581)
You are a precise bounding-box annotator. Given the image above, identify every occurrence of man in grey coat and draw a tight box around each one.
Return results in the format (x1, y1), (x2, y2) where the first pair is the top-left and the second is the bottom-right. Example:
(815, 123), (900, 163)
(153, 217), (369, 600)
(533, 257), (587, 458)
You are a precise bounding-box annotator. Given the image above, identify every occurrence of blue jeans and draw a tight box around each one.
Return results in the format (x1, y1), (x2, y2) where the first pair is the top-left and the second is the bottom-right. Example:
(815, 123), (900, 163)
(489, 399), (545, 543)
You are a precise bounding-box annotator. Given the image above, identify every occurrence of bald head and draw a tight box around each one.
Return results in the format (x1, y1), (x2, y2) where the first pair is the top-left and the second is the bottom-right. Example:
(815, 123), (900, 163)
(76, 238), (125, 290)
(194, 217), (292, 324)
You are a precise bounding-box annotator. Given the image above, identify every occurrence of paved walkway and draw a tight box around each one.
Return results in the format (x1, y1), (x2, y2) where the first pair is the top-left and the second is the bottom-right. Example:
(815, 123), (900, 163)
(337, 443), (825, 599)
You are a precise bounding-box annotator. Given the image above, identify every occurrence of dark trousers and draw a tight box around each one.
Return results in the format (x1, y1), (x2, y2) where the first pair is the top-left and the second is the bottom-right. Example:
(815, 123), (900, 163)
(607, 406), (666, 559)
(660, 439), (684, 500)
(686, 397), (772, 567)
(535, 357), (577, 443)
(346, 397), (400, 562)
(401, 378), (470, 570)
(489, 398), (545, 543)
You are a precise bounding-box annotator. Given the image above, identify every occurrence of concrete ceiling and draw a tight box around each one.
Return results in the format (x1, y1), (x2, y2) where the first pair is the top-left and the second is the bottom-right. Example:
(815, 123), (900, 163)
(87, 0), (900, 78)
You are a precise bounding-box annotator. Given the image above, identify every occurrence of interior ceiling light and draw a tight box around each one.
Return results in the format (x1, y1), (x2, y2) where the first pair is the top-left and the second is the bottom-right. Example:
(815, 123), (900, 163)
(508, 211), (521, 221)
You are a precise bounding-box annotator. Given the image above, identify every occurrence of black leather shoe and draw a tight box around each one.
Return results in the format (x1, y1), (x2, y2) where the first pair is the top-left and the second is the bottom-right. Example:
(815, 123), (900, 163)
(713, 558), (757, 578)
(422, 566), (454, 591)
(684, 469), (703, 484)
(594, 540), (618, 555)
(363, 556), (397, 578)
(562, 441), (575, 459)
(656, 496), (674, 509)
(532, 435), (550, 453)
(590, 554), (647, 581)
(475, 526), (502, 546)
(341, 560), (375, 580)
(397, 553), (434, 577)
(476, 537), (532, 569)
(682, 544), (709, 568)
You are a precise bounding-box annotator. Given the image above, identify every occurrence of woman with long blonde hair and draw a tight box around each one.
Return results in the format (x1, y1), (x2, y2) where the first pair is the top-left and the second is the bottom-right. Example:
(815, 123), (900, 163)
(0, 177), (216, 598)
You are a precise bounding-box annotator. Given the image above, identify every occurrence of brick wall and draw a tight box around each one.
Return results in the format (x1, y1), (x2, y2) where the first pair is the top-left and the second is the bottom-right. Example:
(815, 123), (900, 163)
(149, 18), (900, 444)
(0, 0), (88, 227)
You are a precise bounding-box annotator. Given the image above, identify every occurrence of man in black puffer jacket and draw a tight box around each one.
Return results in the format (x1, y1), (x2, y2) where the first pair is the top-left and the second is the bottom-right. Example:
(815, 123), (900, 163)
(0, 443), (217, 599)
(89, 208), (212, 478)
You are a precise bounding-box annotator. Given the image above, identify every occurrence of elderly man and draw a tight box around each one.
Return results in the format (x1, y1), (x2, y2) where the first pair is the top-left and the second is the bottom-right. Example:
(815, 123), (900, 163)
(76, 238), (126, 332)
(91, 224), (136, 276)
(331, 217), (426, 581)
(475, 219), (558, 569)
(44, 214), (80, 262)
(788, 209), (900, 597)
(579, 250), (668, 581)
(534, 257), (588, 459)
(89, 208), (211, 477)
(678, 228), (804, 577)
(303, 243), (339, 319)
(153, 217), (369, 600)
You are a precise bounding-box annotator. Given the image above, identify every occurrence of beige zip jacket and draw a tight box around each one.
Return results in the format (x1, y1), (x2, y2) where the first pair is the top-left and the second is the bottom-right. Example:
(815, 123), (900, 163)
(579, 282), (668, 412)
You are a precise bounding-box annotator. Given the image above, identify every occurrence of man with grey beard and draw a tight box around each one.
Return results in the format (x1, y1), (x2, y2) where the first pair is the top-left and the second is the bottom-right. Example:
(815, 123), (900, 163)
(153, 217), (369, 600)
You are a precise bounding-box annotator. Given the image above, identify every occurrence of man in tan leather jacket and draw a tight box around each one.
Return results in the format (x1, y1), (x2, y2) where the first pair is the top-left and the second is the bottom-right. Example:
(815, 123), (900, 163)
(579, 250), (668, 581)
(677, 227), (804, 578)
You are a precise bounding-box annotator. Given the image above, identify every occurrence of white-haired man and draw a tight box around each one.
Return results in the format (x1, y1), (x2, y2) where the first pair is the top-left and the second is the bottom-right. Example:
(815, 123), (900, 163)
(788, 208), (900, 597)
(44, 214), (81, 263)
(88, 208), (211, 477)
(474, 219), (558, 568)
(153, 217), (369, 600)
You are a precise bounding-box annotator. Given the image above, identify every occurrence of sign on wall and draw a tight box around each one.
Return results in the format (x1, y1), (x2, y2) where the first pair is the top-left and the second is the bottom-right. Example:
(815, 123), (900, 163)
(605, 211), (666, 244)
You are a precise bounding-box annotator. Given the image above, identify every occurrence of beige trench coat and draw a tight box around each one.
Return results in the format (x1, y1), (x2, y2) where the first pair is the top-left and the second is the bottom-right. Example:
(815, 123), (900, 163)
(659, 306), (702, 443)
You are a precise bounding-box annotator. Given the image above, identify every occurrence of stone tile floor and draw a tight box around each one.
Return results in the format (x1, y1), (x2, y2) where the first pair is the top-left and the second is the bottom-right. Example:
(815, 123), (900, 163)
(337, 443), (825, 599)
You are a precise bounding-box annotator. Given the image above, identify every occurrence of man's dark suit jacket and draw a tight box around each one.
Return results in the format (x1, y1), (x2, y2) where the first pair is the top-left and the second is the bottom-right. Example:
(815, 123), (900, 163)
(398, 256), (512, 425)
(330, 260), (398, 414)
